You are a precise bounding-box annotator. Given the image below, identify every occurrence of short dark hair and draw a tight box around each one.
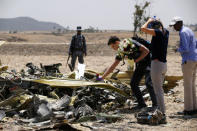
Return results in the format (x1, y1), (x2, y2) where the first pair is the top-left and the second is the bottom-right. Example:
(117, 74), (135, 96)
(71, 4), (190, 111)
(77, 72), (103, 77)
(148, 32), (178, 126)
(107, 36), (120, 45)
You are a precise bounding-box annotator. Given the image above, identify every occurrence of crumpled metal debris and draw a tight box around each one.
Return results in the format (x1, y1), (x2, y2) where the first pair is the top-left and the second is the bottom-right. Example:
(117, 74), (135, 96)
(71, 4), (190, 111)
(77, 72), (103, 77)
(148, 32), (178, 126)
(0, 110), (6, 120)
(0, 62), (183, 129)
(32, 79), (129, 97)
(0, 41), (5, 47)
(50, 95), (71, 111)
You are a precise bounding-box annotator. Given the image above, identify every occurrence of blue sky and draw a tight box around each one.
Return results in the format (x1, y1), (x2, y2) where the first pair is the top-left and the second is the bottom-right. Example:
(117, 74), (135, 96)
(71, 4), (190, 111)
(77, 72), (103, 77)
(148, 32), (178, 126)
(0, 0), (197, 30)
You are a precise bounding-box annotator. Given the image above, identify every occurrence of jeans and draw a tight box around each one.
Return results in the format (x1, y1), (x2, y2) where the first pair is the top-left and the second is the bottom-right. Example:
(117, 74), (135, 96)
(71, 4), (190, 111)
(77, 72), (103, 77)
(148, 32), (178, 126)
(130, 62), (157, 107)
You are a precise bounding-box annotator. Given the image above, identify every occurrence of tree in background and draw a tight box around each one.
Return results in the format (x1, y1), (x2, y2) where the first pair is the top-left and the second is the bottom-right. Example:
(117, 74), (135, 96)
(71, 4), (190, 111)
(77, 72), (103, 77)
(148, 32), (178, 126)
(63, 26), (70, 33)
(84, 26), (99, 33)
(133, 1), (150, 36)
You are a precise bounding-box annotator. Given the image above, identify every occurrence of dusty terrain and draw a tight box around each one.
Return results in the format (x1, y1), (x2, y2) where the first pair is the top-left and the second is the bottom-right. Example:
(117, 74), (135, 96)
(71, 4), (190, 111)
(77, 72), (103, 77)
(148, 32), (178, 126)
(0, 31), (197, 130)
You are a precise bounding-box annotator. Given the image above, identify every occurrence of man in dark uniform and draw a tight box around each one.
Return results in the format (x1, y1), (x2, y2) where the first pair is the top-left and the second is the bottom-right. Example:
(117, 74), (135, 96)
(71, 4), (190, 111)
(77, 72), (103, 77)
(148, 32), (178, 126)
(68, 26), (87, 71)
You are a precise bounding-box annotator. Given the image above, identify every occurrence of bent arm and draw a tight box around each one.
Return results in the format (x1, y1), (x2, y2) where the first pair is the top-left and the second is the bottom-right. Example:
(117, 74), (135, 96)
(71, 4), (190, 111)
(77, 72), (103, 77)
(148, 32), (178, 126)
(141, 18), (156, 36)
(135, 45), (149, 63)
(178, 32), (190, 53)
(102, 59), (120, 79)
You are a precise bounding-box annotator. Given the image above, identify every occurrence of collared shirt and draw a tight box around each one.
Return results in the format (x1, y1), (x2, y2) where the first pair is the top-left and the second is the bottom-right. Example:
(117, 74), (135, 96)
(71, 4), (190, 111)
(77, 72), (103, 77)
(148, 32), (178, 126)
(178, 26), (197, 63)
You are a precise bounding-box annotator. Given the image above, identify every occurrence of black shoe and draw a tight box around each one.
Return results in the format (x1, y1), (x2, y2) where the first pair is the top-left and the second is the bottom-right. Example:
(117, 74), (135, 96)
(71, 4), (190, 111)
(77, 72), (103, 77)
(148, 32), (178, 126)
(192, 110), (197, 115)
(177, 111), (185, 115)
(177, 110), (194, 115)
(185, 111), (195, 115)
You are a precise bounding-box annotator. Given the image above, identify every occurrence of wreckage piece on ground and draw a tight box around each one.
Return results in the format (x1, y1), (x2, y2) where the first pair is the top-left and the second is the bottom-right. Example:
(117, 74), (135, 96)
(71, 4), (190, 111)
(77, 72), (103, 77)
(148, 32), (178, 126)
(0, 67), (129, 124)
(0, 62), (184, 128)
(0, 66), (183, 103)
(31, 78), (129, 97)
(23, 62), (63, 78)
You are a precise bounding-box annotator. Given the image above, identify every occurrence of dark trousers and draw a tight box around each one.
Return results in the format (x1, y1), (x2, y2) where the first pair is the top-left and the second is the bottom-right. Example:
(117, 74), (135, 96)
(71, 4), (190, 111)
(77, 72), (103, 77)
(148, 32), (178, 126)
(130, 62), (157, 107)
(71, 51), (84, 70)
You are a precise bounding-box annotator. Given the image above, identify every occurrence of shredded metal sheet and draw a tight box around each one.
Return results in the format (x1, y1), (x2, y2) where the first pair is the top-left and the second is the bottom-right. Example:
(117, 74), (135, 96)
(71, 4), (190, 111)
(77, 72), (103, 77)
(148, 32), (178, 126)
(32, 79), (129, 97)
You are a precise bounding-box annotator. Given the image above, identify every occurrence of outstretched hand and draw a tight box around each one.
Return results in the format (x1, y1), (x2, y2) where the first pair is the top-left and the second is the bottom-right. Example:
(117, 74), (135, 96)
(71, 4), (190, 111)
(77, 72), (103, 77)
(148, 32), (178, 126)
(96, 76), (104, 82)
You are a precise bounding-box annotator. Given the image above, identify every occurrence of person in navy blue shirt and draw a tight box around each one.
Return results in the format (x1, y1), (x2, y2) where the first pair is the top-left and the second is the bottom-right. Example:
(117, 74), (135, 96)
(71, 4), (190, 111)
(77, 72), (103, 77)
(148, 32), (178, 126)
(170, 16), (197, 115)
(141, 18), (169, 116)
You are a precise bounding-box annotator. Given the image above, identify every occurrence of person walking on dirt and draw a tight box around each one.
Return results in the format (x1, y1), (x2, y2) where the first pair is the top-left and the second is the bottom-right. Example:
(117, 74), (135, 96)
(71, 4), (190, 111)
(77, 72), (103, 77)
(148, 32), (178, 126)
(68, 26), (87, 71)
(97, 36), (157, 110)
(141, 18), (169, 115)
(170, 16), (197, 115)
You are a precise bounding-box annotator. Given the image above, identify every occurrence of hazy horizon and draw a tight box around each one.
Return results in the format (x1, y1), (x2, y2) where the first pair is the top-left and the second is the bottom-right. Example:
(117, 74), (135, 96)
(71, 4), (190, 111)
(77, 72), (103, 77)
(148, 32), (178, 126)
(1, 0), (197, 30)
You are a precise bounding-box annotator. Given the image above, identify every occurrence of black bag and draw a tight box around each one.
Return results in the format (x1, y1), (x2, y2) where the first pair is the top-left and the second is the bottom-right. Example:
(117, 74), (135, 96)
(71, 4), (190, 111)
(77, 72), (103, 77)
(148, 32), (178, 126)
(131, 36), (151, 51)
(131, 36), (151, 64)
(120, 36), (151, 66)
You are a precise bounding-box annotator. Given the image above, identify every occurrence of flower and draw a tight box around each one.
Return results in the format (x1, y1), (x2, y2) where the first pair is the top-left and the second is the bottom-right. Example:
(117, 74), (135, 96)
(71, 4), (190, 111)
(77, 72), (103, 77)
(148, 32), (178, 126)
(123, 39), (129, 47)
(119, 38), (135, 53)
(131, 43), (135, 48)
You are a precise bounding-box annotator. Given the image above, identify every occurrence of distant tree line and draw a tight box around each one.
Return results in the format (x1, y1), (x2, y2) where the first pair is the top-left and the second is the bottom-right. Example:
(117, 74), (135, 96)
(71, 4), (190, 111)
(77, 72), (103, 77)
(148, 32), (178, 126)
(52, 26), (70, 35)
(185, 24), (197, 31)
(9, 30), (18, 34)
(52, 26), (103, 35)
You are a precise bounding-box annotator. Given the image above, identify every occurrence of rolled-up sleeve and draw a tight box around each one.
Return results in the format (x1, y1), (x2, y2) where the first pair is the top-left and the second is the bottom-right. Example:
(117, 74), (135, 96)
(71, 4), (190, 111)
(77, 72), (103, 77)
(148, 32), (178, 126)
(178, 32), (189, 53)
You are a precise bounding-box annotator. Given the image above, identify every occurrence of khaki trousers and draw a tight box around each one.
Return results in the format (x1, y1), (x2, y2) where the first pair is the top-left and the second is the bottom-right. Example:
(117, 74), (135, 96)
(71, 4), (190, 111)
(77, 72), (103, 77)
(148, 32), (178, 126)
(182, 60), (197, 111)
(151, 60), (167, 113)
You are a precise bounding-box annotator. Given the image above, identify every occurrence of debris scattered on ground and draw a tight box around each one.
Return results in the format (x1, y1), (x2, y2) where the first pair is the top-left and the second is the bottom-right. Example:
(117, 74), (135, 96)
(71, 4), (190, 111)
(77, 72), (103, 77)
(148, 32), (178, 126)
(0, 62), (183, 129)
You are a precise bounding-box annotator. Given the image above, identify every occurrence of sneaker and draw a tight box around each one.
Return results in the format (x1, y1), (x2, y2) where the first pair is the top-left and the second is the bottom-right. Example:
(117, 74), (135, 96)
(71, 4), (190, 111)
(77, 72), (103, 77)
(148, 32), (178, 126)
(177, 110), (194, 115)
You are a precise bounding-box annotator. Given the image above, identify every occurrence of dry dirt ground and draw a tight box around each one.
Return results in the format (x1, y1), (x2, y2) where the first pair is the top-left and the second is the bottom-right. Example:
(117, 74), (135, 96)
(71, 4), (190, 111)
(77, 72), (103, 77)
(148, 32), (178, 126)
(0, 32), (197, 130)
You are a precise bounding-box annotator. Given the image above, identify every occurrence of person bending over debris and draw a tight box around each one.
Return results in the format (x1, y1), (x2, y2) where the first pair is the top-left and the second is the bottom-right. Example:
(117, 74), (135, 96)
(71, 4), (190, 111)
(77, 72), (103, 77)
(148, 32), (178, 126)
(170, 16), (197, 116)
(141, 18), (169, 115)
(68, 26), (87, 71)
(98, 36), (157, 111)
